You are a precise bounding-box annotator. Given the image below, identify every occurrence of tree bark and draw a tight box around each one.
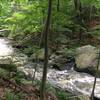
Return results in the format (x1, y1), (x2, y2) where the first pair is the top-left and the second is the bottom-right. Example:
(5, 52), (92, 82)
(74, 0), (83, 41)
(57, 0), (60, 12)
(74, 0), (78, 10)
(90, 52), (100, 100)
(40, 0), (52, 100)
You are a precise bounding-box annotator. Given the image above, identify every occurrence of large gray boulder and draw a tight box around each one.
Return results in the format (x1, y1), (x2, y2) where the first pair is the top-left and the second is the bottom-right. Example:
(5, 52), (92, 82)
(75, 45), (100, 72)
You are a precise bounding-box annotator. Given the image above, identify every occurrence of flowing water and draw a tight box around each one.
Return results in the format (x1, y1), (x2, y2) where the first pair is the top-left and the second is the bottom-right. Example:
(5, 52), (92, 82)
(0, 38), (100, 99)
(0, 38), (13, 56)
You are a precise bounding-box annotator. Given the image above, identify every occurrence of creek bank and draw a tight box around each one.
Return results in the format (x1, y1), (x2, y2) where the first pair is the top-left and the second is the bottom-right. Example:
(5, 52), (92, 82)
(0, 38), (100, 99)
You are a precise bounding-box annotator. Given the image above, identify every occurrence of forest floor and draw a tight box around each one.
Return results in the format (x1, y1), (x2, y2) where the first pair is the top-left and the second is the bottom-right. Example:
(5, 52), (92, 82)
(0, 77), (57, 100)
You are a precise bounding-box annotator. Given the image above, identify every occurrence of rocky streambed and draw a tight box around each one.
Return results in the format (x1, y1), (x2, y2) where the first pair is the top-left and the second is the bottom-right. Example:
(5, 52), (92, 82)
(0, 38), (100, 99)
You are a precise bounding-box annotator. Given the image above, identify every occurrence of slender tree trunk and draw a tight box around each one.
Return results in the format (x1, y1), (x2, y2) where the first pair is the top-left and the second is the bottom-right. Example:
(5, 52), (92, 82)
(42, 9), (45, 24)
(57, 0), (60, 12)
(74, 0), (78, 10)
(39, 0), (45, 24)
(90, 52), (100, 100)
(74, 0), (83, 41)
(40, 0), (52, 100)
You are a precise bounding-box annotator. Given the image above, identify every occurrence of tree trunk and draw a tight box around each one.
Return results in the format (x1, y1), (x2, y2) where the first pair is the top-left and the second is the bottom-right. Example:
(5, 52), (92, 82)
(57, 0), (60, 12)
(90, 52), (100, 100)
(40, 0), (52, 100)
(74, 0), (78, 10)
(74, 0), (83, 41)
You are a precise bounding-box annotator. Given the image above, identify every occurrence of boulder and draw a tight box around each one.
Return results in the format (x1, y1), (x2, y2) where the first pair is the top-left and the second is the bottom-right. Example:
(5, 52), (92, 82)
(75, 45), (100, 73)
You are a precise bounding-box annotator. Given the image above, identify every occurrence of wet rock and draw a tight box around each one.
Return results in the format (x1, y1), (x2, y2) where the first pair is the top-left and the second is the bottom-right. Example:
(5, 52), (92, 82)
(12, 53), (28, 67)
(49, 53), (75, 70)
(18, 67), (35, 78)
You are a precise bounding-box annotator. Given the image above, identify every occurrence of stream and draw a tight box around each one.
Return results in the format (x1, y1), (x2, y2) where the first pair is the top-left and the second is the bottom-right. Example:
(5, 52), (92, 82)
(0, 38), (100, 99)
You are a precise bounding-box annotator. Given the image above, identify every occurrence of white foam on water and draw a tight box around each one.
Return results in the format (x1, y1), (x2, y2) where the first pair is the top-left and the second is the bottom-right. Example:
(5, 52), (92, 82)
(0, 38), (13, 56)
